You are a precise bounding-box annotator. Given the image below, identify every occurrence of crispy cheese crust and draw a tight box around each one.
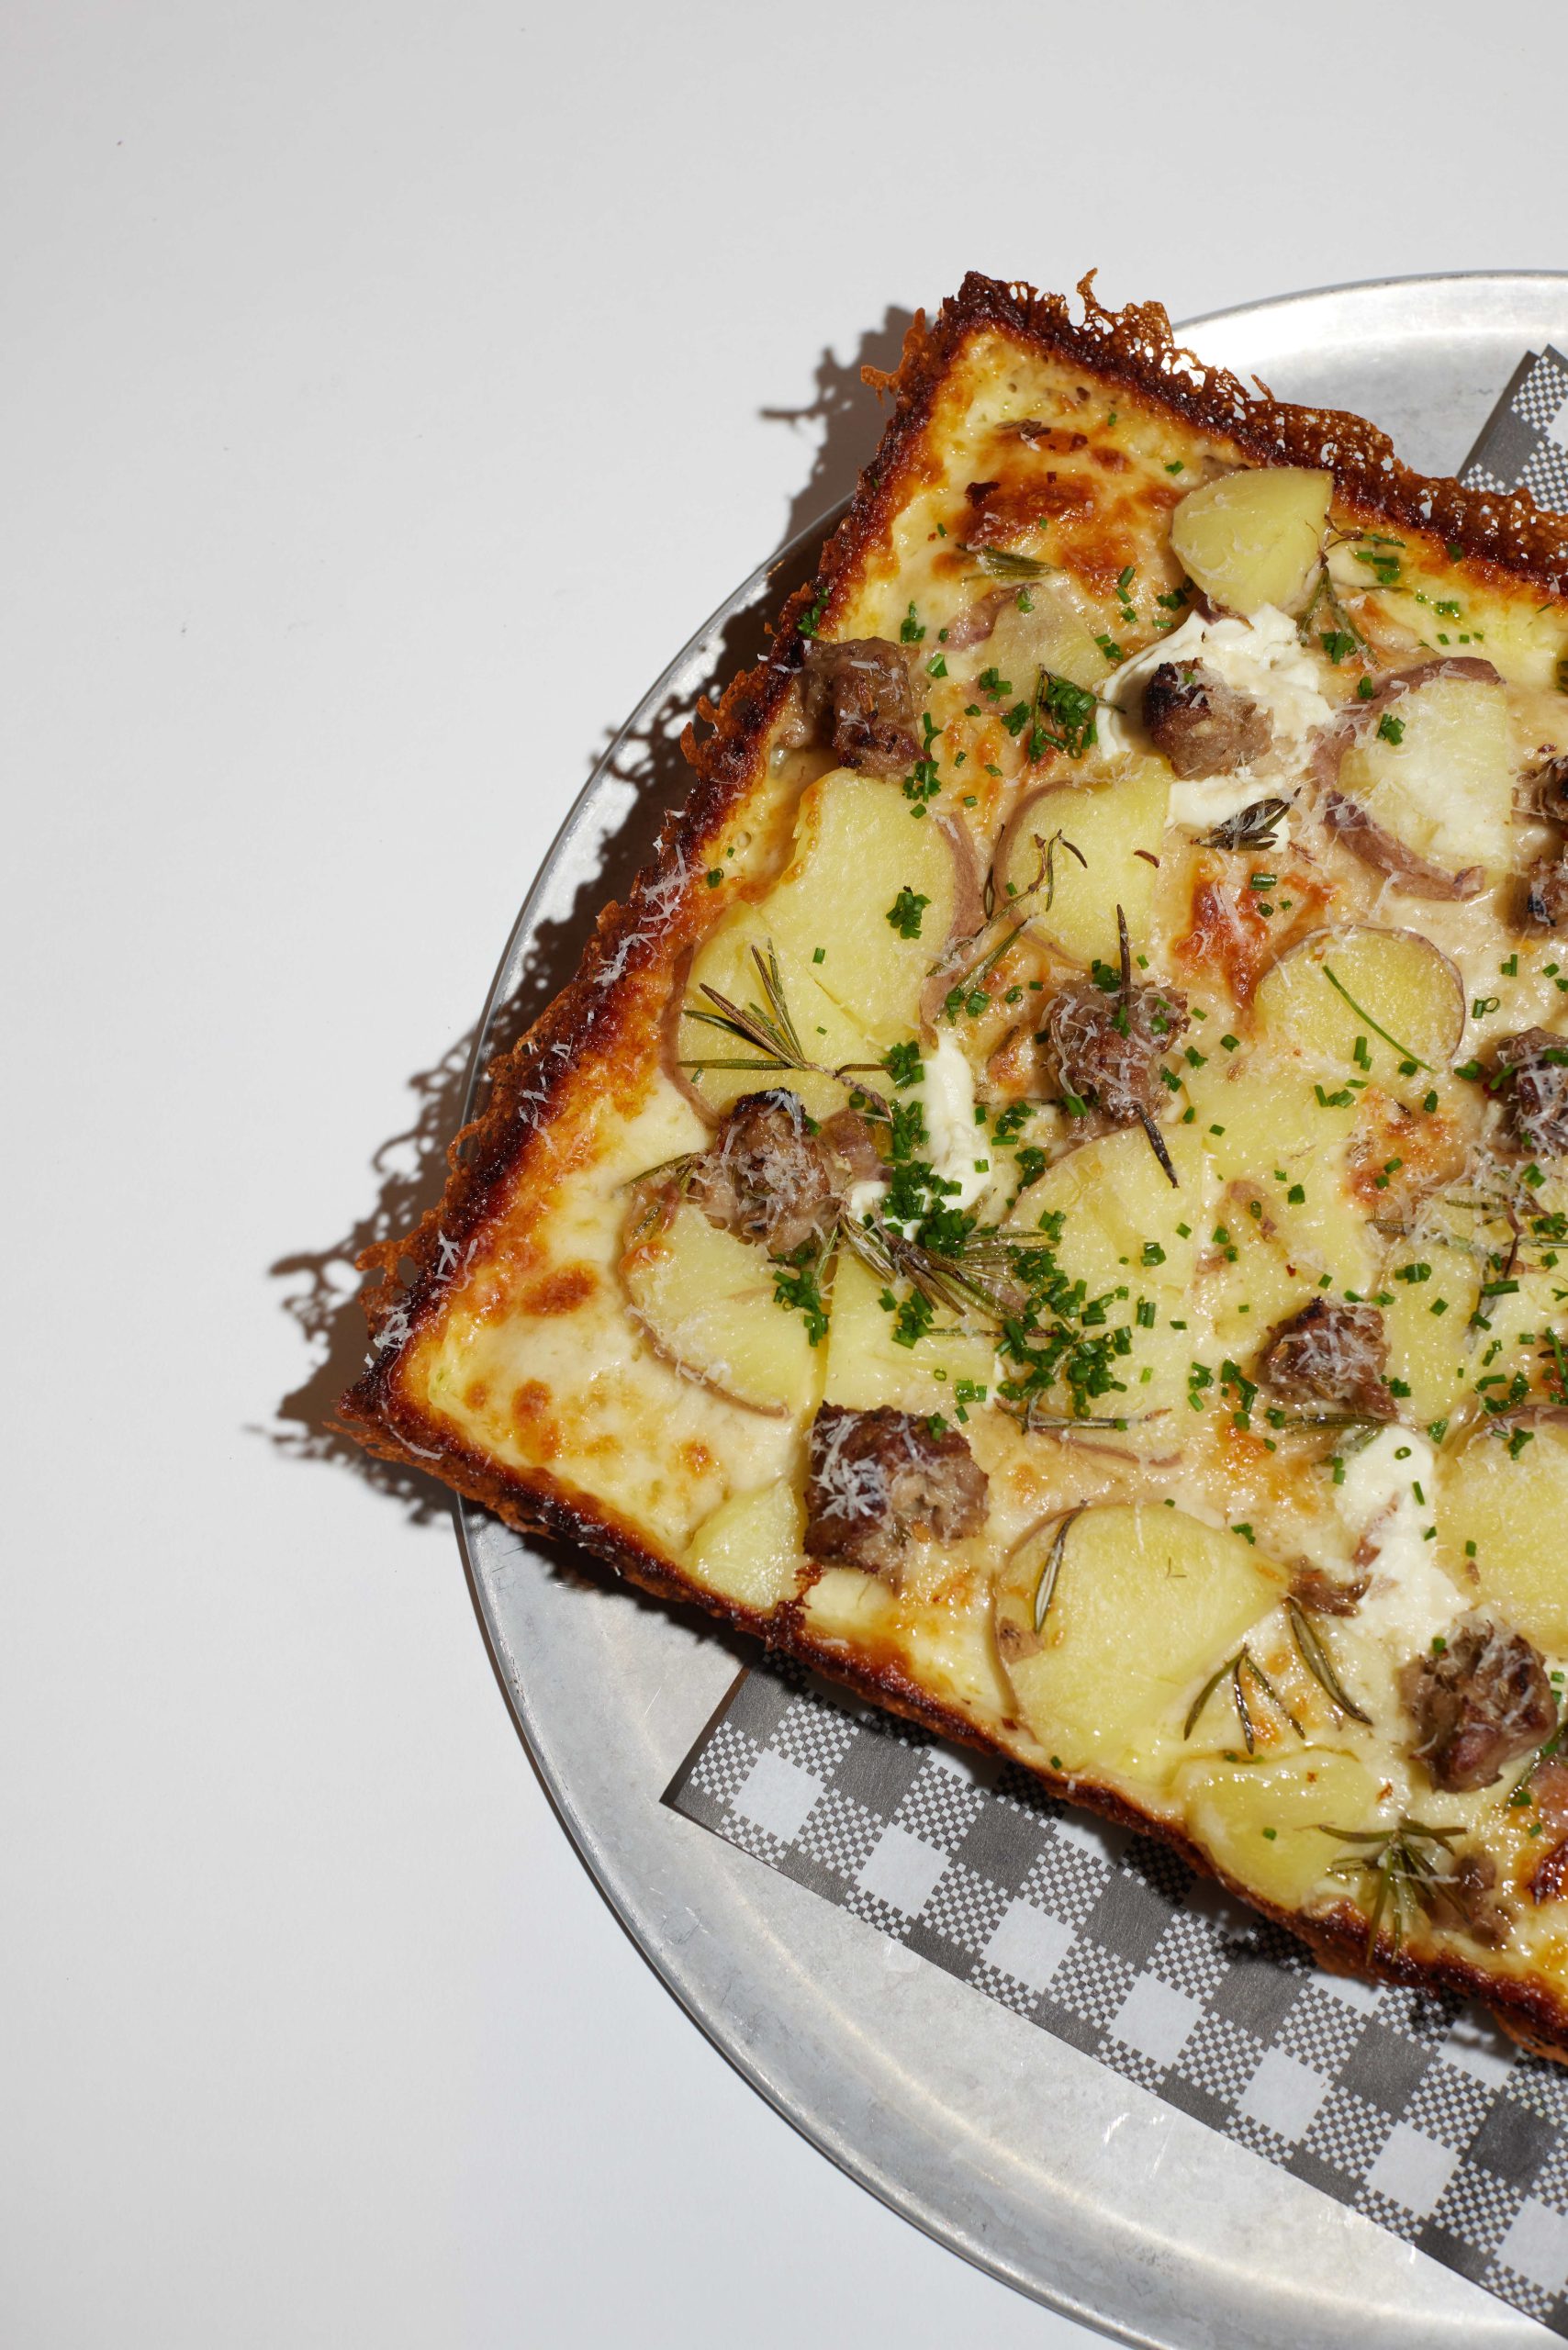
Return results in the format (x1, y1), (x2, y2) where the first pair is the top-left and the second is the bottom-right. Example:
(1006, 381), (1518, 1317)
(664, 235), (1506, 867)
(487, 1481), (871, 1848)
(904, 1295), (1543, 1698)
(342, 274), (1568, 2059)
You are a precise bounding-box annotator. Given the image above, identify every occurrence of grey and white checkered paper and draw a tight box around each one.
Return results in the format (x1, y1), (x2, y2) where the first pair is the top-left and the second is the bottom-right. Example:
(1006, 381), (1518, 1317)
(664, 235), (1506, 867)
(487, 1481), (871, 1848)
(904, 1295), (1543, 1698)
(664, 347), (1568, 2333)
(1462, 345), (1568, 507)
(667, 1661), (1568, 2332)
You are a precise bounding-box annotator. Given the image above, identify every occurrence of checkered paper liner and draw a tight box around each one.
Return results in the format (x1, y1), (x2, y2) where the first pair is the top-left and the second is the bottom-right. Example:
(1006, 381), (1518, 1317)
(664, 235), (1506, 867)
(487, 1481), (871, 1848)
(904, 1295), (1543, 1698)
(667, 1661), (1568, 2332)
(659, 346), (1568, 2332)
(1462, 344), (1568, 506)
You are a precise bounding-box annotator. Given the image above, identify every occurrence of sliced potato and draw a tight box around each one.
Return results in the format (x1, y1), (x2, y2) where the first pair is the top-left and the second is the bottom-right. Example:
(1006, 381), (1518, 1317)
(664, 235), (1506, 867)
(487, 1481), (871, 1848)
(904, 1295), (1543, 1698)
(1170, 466), (1332, 618)
(1184, 1059), (1376, 1294)
(996, 761), (1170, 970)
(1253, 924), (1466, 1079)
(983, 576), (1109, 693)
(1173, 1749), (1385, 1912)
(622, 1201), (824, 1416)
(687, 1478), (806, 1613)
(800, 1564), (898, 1645)
(1201, 1201), (1317, 1360)
(1335, 673), (1514, 885)
(1439, 1419), (1568, 1655)
(753, 769), (965, 1043)
(679, 907), (884, 1125)
(1380, 1242), (1479, 1426)
(1016, 1118), (1207, 1295)
(992, 1504), (1284, 1781)
(821, 1248), (996, 1416)
(988, 1121), (1203, 1439)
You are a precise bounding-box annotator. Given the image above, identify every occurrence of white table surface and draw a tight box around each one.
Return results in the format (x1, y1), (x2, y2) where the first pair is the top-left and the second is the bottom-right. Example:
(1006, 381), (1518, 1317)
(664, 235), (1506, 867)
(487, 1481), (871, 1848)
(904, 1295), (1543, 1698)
(8, 5), (1568, 2344)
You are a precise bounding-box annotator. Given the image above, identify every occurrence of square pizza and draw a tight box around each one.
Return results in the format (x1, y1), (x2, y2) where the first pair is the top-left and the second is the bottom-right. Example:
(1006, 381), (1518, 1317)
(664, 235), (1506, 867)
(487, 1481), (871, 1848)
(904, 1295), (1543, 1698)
(342, 273), (1568, 2056)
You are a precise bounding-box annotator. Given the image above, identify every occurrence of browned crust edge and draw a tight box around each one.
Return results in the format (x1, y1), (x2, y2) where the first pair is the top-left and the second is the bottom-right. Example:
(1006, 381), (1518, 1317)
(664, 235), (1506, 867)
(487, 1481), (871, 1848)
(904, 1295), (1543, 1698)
(338, 271), (1568, 2061)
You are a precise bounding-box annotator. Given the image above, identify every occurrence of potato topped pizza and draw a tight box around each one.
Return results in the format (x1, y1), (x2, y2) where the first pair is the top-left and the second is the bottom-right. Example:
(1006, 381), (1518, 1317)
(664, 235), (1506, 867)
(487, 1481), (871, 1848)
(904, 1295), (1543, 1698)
(342, 274), (1568, 2056)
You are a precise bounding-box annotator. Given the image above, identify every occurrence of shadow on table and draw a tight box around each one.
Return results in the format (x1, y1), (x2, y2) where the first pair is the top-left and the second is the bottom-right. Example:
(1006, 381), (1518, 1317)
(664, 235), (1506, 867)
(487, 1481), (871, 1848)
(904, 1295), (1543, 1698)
(263, 307), (917, 1528)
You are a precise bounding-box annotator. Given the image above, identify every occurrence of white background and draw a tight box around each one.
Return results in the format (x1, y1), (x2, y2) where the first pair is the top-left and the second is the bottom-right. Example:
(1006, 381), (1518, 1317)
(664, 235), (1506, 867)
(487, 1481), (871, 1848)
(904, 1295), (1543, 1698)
(6, 5), (1568, 2345)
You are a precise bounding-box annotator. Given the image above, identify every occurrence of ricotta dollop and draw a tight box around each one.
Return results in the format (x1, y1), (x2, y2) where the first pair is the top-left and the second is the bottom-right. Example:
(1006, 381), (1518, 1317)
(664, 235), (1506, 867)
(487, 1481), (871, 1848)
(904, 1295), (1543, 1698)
(1101, 605), (1331, 822)
(1332, 1427), (1463, 1658)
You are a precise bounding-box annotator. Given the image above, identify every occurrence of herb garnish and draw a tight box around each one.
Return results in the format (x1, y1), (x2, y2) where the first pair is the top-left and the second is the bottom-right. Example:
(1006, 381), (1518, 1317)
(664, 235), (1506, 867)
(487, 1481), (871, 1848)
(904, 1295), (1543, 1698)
(887, 887), (931, 940)
(1286, 1598), (1371, 1725)
(679, 941), (889, 1113)
(1032, 1506), (1085, 1632)
(1321, 964), (1432, 1072)
(1320, 1817), (1462, 1957)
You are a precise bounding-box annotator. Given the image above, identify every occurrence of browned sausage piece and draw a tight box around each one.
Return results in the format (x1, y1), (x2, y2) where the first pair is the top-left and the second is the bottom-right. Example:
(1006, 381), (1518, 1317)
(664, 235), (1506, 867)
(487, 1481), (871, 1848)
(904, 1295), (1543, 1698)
(1492, 1028), (1568, 1158)
(685, 1091), (878, 1258)
(781, 637), (922, 776)
(1142, 659), (1272, 780)
(1426, 1847), (1512, 1946)
(1038, 976), (1189, 1125)
(805, 1403), (988, 1577)
(1288, 1562), (1370, 1617)
(1259, 1298), (1394, 1420)
(1526, 851), (1568, 933)
(1400, 1617), (1556, 1793)
(1529, 750), (1568, 823)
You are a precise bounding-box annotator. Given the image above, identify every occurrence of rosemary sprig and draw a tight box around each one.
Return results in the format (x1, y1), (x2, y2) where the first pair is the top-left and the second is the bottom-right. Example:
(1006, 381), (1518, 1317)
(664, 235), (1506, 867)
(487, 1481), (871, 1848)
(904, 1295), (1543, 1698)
(620, 1148), (700, 1193)
(1116, 903), (1180, 1190)
(1274, 1412), (1390, 1434)
(963, 544), (1050, 581)
(1201, 796), (1293, 853)
(839, 1213), (1023, 1326)
(1286, 1597), (1372, 1726)
(996, 1396), (1149, 1435)
(1297, 565), (1368, 658)
(1032, 1505), (1085, 1632)
(947, 830), (1087, 1002)
(1321, 963), (1431, 1072)
(1184, 1645), (1303, 1752)
(679, 941), (890, 1115)
(1320, 1818), (1462, 1958)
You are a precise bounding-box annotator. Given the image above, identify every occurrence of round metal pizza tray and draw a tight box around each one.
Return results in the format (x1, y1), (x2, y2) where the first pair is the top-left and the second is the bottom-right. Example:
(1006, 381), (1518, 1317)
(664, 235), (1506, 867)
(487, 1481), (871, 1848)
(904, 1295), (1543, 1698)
(456, 274), (1568, 2350)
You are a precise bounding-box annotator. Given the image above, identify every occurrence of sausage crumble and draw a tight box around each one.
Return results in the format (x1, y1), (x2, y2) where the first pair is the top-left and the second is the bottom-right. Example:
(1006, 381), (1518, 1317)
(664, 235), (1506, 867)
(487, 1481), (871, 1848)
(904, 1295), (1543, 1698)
(805, 1404), (988, 1577)
(1143, 659), (1272, 779)
(1400, 1616), (1555, 1793)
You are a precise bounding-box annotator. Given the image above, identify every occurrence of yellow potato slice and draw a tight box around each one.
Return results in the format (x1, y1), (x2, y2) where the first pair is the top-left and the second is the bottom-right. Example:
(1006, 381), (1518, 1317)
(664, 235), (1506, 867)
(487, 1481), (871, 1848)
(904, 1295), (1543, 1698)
(992, 1503), (1284, 1781)
(1439, 1420), (1568, 1655)
(1253, 924), (1466, 1080)
(1015, 1119), (1205, 1295)
(754, 769), (968, 1044)
(678, 907), (885, 1125)
(1184, 1059), (1376, 1295)
(622, 1201), (824, 1416)
(1336, 673), (1514, 884)
(821, 1249), (996, 1416)
(983, 576), (1110, 693)
(688, 1479), (806, 1613)
(1380, 1240), (1479, 1427)
(996, 762), (1170, 971)
(1170, 466), (1332, 617)
(1174, 1749), (1385, 1912)
(800, 1565), (898, 1645)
